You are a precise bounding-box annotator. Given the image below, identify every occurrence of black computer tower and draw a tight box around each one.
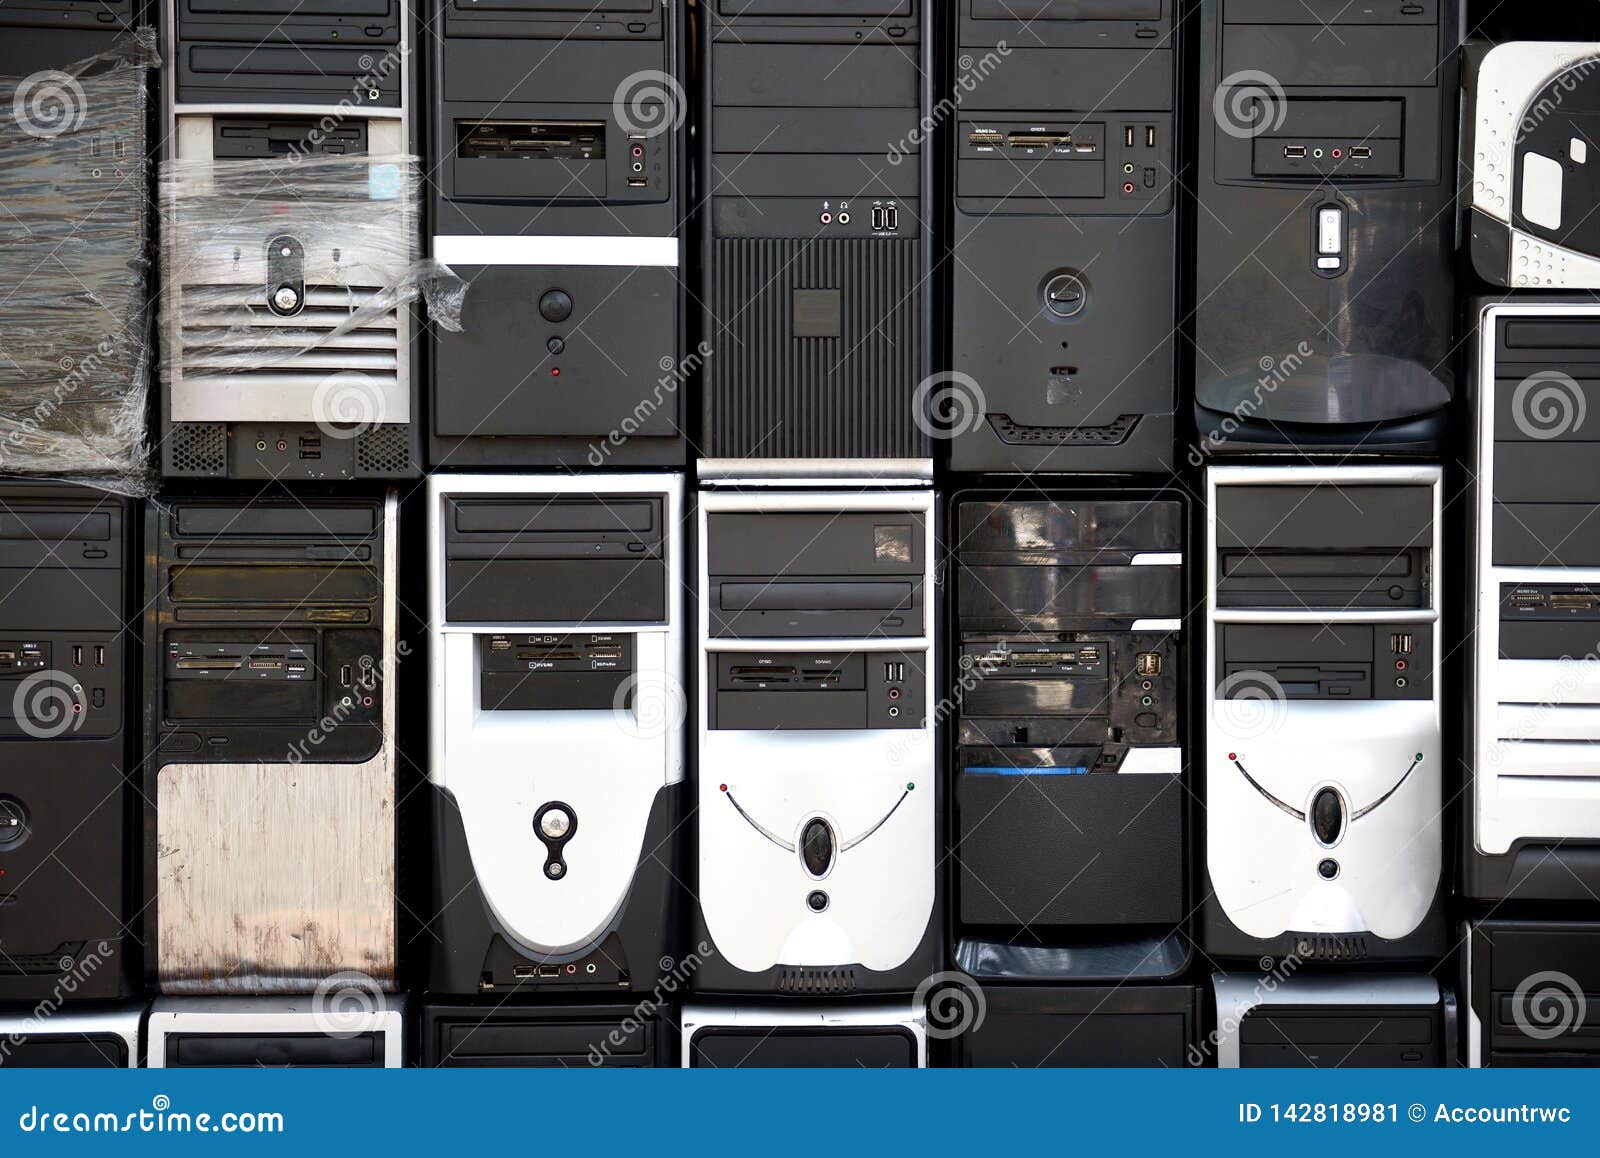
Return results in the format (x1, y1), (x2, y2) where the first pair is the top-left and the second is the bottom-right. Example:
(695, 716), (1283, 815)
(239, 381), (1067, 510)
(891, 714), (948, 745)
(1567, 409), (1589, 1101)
(421, 1002), (676, 1067)
(0, 483), (137, 1001)
(425, 0), (688, 468)
(701, 1), (932, 463)
(950, 492), (1189, 981)
(957, 985), (1198, 1068)
(1213, 973), (1453, 1068)
(1194, 0), (1458, 454)
(143, 494), (399, 994)
(0, 0), (143, 73)
(1466, 920), (1600, 1067)
(949, 2), (1178, 472)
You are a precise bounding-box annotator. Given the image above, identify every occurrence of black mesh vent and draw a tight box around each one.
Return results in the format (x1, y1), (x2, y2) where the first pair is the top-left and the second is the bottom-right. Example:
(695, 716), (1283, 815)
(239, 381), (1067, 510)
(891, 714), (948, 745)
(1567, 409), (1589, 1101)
(776, 968), (858, 995)
(1293, 935), (1370, 962)
(167, 423), (227, 476)
(354, 423), (412, 476)
(988, 413), (1141, 445)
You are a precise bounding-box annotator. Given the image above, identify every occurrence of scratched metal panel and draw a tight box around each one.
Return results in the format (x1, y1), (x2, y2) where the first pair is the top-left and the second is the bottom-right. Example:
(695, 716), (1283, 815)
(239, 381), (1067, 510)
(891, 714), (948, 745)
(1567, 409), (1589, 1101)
(156, 494), (400, 994)
(156, 760), (397, 993)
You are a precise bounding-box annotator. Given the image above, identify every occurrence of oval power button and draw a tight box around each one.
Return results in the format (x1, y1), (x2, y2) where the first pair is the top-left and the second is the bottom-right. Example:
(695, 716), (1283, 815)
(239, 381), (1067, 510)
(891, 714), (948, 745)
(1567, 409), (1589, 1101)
(800, 818), (835, 879)
(1311, 787), (1345, 848)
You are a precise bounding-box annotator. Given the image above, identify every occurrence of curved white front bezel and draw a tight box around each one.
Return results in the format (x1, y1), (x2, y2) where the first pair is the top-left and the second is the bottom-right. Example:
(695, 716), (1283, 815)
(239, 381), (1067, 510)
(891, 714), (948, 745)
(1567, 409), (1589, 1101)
(427, 474), (683, 958)
(1205, 466), (1444, 943)
(695, 489), (937, 976)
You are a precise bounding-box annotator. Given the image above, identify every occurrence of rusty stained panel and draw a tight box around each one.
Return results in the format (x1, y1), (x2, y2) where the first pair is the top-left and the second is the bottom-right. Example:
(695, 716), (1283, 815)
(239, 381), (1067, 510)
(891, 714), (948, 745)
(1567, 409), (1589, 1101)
(157, 760), (397, 993)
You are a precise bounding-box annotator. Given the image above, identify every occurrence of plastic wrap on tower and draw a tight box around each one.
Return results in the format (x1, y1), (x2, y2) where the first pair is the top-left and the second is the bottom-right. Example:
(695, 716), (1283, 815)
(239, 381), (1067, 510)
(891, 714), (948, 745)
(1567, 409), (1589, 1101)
(0, 33), (157, 489)
(158, 152), (462, 431)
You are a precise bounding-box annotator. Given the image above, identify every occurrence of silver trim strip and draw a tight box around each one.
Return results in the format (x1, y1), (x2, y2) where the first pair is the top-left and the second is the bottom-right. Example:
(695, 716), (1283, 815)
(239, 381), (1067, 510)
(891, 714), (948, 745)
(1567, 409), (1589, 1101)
(433, 235), (680, 267)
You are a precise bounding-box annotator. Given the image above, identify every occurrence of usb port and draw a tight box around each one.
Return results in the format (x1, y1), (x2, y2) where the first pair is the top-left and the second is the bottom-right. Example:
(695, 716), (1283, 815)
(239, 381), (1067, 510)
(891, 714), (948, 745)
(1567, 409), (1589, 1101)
(1136, 653), (1162, 677)
(340, 665), (352, 686)
(94, 645), (106, 667)
(299, 435), (320, 448)
(1145, 125), (1156, 148)
(1390, 633), (1414, 655)
(1351, 146), (1372, 160)
(871, 205), (886, 230)
(1124, 125), (1136, 147)
(884, 205), (898, 230)
(627, 176), (647, 187)
(73, 645), (84, 665)
(300, 450), (321, 459)
(1284, 145), (1308, 159)
(1079, 648), (1102, 664)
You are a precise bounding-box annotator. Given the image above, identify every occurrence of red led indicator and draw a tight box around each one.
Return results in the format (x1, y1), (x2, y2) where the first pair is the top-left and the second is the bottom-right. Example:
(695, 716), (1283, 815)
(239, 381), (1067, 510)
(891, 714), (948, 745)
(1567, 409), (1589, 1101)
(719, 784), (727, 792)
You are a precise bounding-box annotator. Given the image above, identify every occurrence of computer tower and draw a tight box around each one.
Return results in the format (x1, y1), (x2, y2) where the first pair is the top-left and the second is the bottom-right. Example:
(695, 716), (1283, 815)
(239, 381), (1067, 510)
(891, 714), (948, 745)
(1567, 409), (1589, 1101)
(143, 494), (399, 993)
(1194, 0), (1458, 454)
(682, 1004), (927, 1068)
(421, 1002), (676, 1067)
(692, 486), (940, 994)
(956, 985), (1198, 1068)
(1467, 43), (1600, 287)
(0, 0), (142, 73)
(949, 2), (1177, 472)
(146, 997), (404, 1067)
(0, 1007), (142, 1068)
(1204, 467), (1445, 963)
(1465, 299), (1600, 899)
(1213, 974), (1452, 1068)
(157, 0), (423, 480)
(0, 28), (152, 481)
(950, 493), (1188, 980)
(701, 1), (932, 464)
(426, 1), (687, 469)
(0, 483), (137, 1001)
(425, 475), (683, 995)
(1466, 920), (1600, 1067)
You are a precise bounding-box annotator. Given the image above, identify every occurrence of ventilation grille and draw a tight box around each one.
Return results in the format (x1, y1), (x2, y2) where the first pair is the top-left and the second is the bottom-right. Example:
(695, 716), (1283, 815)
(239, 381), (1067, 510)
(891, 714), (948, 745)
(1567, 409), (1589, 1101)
(1293, 935), (1369, 962)
(776, 967), (858, 995)
(167, 422), (228, 476)
(177, 283), (400, 393)
(0, 943), (84, 976)
(354, 423), (412, 476)
(989, 413), (1140, 446)
(708, 237), (923, 459)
